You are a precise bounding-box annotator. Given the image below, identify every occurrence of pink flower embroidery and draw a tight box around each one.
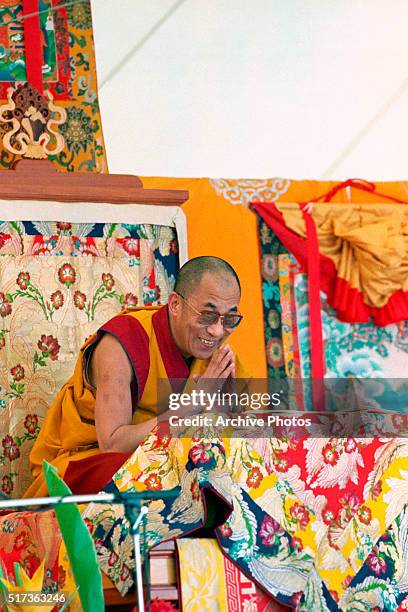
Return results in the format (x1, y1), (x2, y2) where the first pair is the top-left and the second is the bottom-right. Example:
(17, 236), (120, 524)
(358, 505), (372, 525)
(291, 536), (303, 552)
(24, 414), (39, 435)
(123, 293), (138, 308)
(2, 435), (20, 461)
(74, 290), (87, 310)
(102, 273), (115, 291)
(121, 238), (140, 256)
(189, 442), (212, 464)
(2, 475), (13, 495)
(144, 473), (163, 491)
(16, 272), (30, 290)
(56, 222), (72, 233)
(273, 456), (289, 472)
(258, 516), (284, 546)
(322, 509), (337, 526)
(50, 290), (64, 309)
(344, 438), (357, 453)
(366, 550), (387, 575)
(37, 335), (60, 360)
(246, 467), (263, 489)
(339, 491), (360, 514)
(10, 364), (24, 381)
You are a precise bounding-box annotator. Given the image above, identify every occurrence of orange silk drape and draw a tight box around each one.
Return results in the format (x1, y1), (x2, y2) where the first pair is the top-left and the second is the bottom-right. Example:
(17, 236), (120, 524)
(141, 177), (408, 379)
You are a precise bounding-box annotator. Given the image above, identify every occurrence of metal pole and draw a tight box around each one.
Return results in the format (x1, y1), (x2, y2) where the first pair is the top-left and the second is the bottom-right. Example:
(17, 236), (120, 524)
(129, 506), (148, 612)
(133, 532), (144, 612)
(0, 492), (115, 510)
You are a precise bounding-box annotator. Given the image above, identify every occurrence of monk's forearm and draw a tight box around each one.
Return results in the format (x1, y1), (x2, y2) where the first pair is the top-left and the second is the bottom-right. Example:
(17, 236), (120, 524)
(99, 417), (157, 453)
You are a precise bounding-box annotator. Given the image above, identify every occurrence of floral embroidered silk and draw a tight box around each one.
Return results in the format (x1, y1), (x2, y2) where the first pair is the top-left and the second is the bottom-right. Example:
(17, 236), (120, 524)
(0, 202), (185, 497)
(79, 429), (408, 611)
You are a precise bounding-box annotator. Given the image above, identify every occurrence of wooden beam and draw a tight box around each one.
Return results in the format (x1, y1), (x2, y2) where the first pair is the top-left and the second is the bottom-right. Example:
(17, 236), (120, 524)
(0, 160), (188, 205)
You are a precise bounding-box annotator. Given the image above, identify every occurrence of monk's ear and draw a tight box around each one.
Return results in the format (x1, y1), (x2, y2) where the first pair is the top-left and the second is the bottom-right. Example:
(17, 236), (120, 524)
(168, 292), (181, 316)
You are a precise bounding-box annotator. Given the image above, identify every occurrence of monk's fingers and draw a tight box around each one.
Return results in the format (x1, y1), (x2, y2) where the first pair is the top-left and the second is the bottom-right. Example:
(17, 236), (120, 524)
(211, 347), (234, 372)
(217, 361), (235, 379)
(216, 353), (235, 377)
(210, 344), (231, 365)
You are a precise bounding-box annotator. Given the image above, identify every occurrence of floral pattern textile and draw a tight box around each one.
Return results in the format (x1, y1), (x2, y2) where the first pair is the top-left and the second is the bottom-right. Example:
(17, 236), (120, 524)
(0, 0), (107, 173)
(251, 195), (408, 609)
(80, 429), (408, 611)
(258, 221), (408, 411)
(0, 508), (93, 611)
(0, 218), (179, 497)
(176, 538), (285, 611)
(255, 214), (288, 380)
(294, 272), (408, 412)
(0, 509), (62, 596)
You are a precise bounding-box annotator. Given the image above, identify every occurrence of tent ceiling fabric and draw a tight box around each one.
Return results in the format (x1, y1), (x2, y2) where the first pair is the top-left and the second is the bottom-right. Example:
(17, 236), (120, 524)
(91, 0), (408, 180)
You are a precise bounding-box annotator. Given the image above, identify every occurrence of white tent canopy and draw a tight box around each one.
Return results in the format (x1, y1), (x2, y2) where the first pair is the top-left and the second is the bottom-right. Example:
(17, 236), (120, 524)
(91, 0), (408, 180)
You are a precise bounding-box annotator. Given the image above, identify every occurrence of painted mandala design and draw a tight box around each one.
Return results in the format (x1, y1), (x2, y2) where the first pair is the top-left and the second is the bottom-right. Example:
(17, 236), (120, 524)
(59, 106), (94, 154)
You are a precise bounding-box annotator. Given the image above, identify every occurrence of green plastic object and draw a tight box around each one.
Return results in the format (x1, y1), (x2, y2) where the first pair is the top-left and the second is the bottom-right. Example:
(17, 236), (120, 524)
(43, 460), (104, 612)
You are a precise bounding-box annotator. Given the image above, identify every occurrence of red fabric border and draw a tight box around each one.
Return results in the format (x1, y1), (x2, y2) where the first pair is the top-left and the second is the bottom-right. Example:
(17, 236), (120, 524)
(23, 0), (43, 92)
(251, 201), (408, 326)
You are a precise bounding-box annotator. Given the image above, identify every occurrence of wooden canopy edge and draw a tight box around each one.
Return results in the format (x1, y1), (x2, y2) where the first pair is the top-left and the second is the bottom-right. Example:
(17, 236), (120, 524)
(0, 160), (189, 205)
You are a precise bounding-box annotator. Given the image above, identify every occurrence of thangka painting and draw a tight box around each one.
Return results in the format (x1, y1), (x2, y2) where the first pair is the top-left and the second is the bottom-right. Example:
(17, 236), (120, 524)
(0, 0), (107, 172)
(0, 1), (57, 82)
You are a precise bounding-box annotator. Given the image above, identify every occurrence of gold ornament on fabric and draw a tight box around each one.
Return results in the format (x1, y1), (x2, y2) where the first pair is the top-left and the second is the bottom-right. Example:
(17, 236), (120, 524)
(0, 83), (66, 159)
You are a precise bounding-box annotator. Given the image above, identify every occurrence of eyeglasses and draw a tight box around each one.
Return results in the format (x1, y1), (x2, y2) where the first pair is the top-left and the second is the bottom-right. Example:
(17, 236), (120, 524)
(176, 292), (243, 329)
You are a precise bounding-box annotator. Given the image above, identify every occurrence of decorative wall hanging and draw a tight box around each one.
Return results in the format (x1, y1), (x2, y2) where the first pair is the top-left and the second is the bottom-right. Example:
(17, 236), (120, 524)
(251, 179), (408, 411)
(0, 0), (107, 172)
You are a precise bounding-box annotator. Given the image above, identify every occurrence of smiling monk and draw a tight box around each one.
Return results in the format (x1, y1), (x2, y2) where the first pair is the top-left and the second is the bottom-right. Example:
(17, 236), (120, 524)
(24, 256), (250, 497)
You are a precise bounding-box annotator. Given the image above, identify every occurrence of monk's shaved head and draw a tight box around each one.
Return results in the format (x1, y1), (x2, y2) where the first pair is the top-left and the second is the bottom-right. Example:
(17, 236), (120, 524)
(174, 256), (241, 297)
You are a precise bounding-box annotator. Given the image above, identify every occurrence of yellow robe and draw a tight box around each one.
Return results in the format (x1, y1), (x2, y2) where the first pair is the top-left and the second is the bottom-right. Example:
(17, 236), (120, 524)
(25, 306), (249, 497)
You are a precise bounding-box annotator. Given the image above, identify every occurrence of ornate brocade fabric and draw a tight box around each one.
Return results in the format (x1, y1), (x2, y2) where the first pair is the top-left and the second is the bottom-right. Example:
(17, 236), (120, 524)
(0, 218), (179, 497)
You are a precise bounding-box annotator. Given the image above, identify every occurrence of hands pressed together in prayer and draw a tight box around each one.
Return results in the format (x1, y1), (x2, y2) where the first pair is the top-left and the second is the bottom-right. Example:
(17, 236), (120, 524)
(158, 343), (236, 422)
(94, 259), (243, 454)
(190, 343), (236, 407)
(93, 334), (237, 453)
(157, 343), (238, 437)
(195, 343), (236, 381)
